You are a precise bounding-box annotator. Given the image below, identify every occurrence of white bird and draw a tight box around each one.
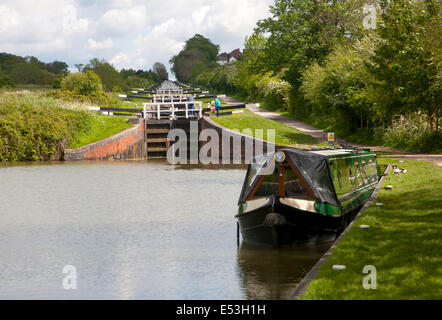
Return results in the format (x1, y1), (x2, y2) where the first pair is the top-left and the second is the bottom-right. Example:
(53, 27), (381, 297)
(393, 165), (401, 175)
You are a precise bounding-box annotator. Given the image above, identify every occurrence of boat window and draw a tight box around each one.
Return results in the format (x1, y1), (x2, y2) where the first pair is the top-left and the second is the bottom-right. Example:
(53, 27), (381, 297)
(354, 162), (364, 187)
(330, 161), (342, 191)
(247, 163), (259, 187)
(334, 159), (354, 196)
(283, 165), (309, 197)
(367, 159), (377, 178)
(361, 161), (369, 184)
(253, 172), (279, 197)
(247, 156), (271, 187)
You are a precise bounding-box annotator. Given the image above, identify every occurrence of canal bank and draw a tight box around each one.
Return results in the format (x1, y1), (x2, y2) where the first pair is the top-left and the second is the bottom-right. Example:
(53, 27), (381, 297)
(296, 159), (442, 299)
(64, 119), (145, 160)
(64, 116), (278, 162)
(292, 164), (391, 298)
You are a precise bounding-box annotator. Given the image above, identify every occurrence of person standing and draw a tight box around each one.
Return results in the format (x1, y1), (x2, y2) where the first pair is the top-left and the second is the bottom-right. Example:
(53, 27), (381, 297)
(188, 94), (195, 116)
(214, 95), (221, 117)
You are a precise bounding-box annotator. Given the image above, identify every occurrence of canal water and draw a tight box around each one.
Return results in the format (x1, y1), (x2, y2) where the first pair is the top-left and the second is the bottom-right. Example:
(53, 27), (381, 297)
(0, 161), (329, 299)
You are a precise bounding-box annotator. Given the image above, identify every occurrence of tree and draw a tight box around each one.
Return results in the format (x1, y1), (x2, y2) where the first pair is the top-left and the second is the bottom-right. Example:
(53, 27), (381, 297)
(74, 64), (84, 73)
(84, 58), (125, 91)
(170, 34), (219, 82)
(183, 34), (220, 61)
(0, 70), (13, 88)
(0, 52), (64, 86)
(61, 70), (104, 96)
(302, 36), (379, 132)
(369, 0), (441, 129)
(152, 62), (168, 81)
(255, 0), (366, 87)
(46, 61), (69, 75)
(9, 63), (55, 85)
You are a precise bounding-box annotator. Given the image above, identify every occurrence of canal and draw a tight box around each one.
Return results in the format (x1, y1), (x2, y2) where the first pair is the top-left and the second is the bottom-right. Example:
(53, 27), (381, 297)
(0, 161), (329, 299)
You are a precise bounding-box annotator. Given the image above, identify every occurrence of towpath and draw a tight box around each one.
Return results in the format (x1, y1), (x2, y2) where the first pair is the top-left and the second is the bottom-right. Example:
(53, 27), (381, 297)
(222, 96), (442, 166)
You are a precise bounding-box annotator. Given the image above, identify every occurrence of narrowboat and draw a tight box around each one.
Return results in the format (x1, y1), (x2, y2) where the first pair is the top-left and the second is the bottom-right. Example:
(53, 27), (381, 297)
(236, 148), (380, 247)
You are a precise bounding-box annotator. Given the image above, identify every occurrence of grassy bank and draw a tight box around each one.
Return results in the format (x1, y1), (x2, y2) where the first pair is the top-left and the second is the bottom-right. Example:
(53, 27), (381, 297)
(68, 116), (132, 149)
(300, 159), (442, 299)
(0, 92), (132, 161)
(211, 108), (326, 147)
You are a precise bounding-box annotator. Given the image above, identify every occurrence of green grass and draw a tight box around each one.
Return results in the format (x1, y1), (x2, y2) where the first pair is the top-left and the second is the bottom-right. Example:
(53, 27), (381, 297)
(211, 108), (325, 147)
(0, 91), (133, 160)
(300, 159), (442, 300)
(69, 115), (132, 149)
(11, 84), (53, 91)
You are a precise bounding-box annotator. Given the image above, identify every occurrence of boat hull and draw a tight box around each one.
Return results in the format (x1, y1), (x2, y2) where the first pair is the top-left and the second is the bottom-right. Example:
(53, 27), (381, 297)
(236, 202), (360, 247)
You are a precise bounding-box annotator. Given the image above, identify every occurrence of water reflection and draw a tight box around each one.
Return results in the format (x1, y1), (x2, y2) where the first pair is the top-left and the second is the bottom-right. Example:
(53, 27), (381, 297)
(237, 242), (330, 300)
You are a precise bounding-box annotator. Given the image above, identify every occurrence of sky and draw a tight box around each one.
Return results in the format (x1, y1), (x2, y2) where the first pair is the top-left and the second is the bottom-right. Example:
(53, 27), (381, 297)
(0, 0), (274, 77)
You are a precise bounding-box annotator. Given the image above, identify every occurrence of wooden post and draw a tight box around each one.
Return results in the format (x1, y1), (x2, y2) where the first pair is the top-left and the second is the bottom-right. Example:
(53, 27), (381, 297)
(157, 104), (160, 120)
(185, 103), (188, 119)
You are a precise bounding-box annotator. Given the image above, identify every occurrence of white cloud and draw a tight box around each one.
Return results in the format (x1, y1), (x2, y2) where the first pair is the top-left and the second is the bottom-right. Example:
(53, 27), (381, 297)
(87, 38), (113, 50)
(110, 53), (131, 69)
(108, 0), (134, 9)
(192, 6), (210, 25)
(0, 0), (273, 76)
(0, 5), (20, 33)
(62, 5), (89, 34)
(98, 6), (149, 35)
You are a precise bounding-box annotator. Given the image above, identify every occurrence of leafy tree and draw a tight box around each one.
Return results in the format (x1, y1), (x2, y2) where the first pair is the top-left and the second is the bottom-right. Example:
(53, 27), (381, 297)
(302, 36), (379, 132)
(152, 62), (168, 81)
(0, 53), (68, 86)
(171, 48), (208, 82)
(369, 0), (441, 129)
(183, 34), (220, 61)
(46, 61), (69, 75)
(125, 76), (154, 88)
(0, 70), (13, 88)
(0, 53), (26, 73)
(74, 64), (84, 73)
(84, 58), (125, 91)
(170, 34), (219, 82)
(24, 56), (46, 70)
(120, 69), (137, 79)
(61, 70), (104, 96)
(9, 63), (55, 85)
(255, 0), (366, 87)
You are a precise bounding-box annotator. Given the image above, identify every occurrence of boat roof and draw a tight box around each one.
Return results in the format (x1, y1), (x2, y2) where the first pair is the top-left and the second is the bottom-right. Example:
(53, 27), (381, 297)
(310, 148), (375, 157)
(239, 148), (340, 206)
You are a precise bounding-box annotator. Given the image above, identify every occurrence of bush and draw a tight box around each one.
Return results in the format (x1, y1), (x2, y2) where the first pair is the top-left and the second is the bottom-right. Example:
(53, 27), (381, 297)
(0, 71), (14, 88)
(61, 70), (103, 96)
(56, 70), (110, 105)
(255, 72), (290, 111)
(0, 93), (132, 161)
(52, 75), (64, 89)
(112, 85), (122, 93)
(0, 97), (91, 161)
(384, 118), (442, 153)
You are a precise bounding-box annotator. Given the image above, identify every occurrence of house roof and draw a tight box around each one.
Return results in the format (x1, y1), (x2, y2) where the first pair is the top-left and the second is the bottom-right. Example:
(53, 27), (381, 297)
(217, 52), (228, 60)
(229, 49), (242, 60)
(217, 49), (242, 62)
